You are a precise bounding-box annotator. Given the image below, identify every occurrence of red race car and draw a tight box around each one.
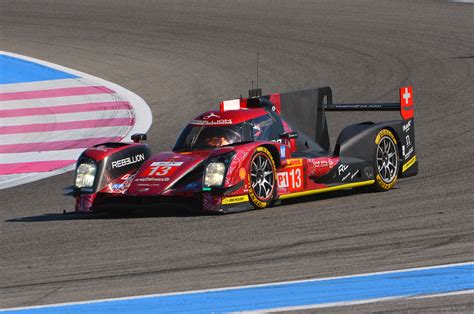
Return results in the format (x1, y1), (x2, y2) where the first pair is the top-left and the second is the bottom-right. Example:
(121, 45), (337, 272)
(69, 87), (417, 213)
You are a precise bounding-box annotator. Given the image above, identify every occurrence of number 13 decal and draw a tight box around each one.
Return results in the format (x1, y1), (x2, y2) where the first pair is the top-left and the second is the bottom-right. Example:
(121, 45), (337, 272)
(149, 166), (172, 176)
(289, 168), (302, 189)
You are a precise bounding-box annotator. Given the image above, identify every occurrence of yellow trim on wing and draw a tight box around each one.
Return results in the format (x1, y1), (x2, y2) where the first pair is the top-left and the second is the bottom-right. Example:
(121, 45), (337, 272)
(279, 180), (375, 200)
(402, 156), (416, 173)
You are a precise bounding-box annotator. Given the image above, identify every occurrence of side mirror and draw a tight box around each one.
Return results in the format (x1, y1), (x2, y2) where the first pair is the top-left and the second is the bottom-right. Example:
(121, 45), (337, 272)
(131, 133), (147, 143)
(279, 132), (298, 139)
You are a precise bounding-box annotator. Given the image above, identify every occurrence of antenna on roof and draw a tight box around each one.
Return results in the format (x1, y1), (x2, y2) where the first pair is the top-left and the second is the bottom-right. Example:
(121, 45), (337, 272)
(256, 52), (259, 91)
(249, 52), (262, 98)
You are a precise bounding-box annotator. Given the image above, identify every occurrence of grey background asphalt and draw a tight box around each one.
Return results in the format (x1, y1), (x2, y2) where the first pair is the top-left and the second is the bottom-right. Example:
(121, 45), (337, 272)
(1, 0), (473, 311)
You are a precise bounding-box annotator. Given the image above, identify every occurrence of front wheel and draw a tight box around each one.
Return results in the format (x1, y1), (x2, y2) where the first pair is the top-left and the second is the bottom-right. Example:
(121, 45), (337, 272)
(373, 129), (399, 191)
(248, 147), (276, 209)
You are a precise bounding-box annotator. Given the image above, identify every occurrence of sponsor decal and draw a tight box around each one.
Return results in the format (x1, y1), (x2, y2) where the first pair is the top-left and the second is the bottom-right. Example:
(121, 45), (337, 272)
(405, 135), (411, 147)
(342, 172), (351, 181)
(364, 166), (374, 179)
(111, 154), (145, 169)
(280, 145), (286, 159)
(150, 161), (184, 167)
(277, 168), (302, 192)
(190, 119), (233, 125)
(221, 195), (249, 205)
(403, 120), (412, 132)
(185, 181), (200, 189)
(277, 172), (289, 188)
(375, 129), (397, 145)
(376, 174), (396, 190)
(351, 170), (360, 180)
(403, 155), (416, 172)
(311, 158), (334, 169)
(203, 113), (220, 119)
(338, 164), (349, 175)
(239, 167), (246, 180)
(285, 158), (303, 168)
(136, 177), (170, 182)
(111, 183), (124, 190)
(328, 158), (334, 169)
(404, 147), (414, 160)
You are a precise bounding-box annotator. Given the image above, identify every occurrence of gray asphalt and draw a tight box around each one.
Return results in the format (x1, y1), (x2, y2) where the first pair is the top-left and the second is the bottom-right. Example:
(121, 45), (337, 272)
(1, 0), (473, 311)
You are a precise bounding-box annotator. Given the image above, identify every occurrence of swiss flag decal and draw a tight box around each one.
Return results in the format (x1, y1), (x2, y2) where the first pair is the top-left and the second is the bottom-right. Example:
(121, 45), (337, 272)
(399, 86), (414, 120)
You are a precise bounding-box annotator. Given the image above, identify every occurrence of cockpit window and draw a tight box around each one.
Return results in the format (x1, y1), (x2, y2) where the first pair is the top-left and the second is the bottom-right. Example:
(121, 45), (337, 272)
(250, 114), (275, 140)
(174, 124), (245, 151)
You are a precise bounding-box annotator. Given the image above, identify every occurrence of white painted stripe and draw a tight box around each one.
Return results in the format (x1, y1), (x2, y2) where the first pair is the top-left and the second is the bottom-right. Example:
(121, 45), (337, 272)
(1, 261), (472, 312)
(0, 78), (91, 93)
(0, 149), (86, 164)
(0, 109), (132, 126)
(0, 126), (130, 145)
(410, 289), (474, 299)
(236, 296), (410, 313)
(0, 93), (121, 110)
(240, 289), (474, 313)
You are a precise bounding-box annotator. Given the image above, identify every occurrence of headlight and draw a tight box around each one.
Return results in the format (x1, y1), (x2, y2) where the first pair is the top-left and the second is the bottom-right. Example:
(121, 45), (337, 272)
(203, 162), (226, 187)
(75, 163), (97, 188)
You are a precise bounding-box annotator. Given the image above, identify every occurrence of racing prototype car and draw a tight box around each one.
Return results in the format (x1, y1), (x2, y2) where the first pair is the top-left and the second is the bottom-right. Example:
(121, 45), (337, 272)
(70, 87), (417, 213)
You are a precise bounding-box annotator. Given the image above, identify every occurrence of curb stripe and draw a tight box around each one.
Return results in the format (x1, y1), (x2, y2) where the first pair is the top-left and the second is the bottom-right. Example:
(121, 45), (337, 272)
(1, 149), (88, 164)
(0, 101), (131, 118)
(0, 137), (121, 154)
(0, 51), (152, 189)
(0, 118), (133, 135)
(0, 160), (76, 175)
(1, 94), (120, 110)
(0, 86), (114, 101)
(0, 110), (132, 127)
(0, 127), (130, 145)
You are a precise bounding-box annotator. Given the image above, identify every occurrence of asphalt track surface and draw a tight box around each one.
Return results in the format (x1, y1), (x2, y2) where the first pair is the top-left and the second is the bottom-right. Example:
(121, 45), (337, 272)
(1, 0), (473, 311)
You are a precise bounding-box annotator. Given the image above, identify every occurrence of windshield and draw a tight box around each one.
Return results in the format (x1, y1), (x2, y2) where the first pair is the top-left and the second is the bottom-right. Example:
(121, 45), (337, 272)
(174, 123), (246, 151)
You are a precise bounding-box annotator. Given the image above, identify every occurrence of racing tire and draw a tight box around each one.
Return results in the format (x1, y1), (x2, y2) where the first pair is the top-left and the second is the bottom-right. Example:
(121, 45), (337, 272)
(372, 128), (399, 192)
(248, 147), (277, 209)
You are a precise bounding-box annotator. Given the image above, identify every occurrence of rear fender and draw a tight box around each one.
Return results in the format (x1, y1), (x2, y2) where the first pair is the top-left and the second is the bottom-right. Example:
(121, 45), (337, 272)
(334, 120), (417, 177)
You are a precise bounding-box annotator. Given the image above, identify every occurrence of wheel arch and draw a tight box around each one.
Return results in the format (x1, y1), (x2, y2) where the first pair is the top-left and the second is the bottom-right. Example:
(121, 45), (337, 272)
(259, 144), (281, 168)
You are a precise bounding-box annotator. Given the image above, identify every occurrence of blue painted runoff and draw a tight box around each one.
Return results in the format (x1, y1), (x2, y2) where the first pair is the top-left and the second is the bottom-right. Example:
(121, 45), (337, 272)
(0, 54), (78, 84)
(2, 263), (473, 313)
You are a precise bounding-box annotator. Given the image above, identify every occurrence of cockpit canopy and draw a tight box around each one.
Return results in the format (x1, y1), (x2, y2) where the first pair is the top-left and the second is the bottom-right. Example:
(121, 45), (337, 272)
(173, 123), (251, 151)
(173, 109), (284, 151)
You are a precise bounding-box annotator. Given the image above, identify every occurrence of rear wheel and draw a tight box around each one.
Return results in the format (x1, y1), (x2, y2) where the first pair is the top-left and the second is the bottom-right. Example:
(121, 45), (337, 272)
(373, 129), (399, 191)
(248, 147), (276, 209)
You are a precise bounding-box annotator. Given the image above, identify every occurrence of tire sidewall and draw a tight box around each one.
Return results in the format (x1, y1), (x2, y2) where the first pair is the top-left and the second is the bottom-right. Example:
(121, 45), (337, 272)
(374, 129), (399, 191)
(248, 147), (276, 209)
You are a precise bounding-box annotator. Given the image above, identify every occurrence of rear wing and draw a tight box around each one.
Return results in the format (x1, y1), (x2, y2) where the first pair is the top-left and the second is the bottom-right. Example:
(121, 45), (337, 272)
(220, 86), (414, 152)
(325, 86), (414, 121)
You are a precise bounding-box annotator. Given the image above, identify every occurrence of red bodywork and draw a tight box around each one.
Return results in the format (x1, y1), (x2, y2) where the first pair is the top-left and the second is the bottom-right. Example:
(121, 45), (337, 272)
(74, 86), (415, 213)
(75, 107), (339, 213)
